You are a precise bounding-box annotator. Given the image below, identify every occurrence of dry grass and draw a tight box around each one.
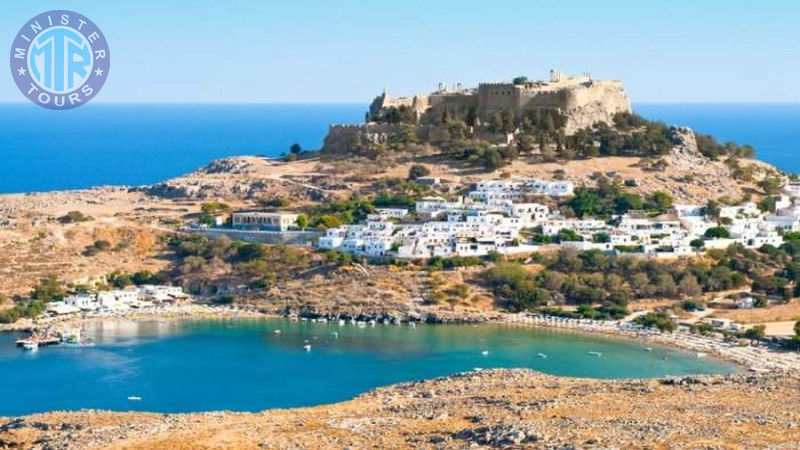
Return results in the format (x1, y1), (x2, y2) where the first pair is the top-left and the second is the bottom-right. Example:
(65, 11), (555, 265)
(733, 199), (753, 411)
(715, 301), (800, 325)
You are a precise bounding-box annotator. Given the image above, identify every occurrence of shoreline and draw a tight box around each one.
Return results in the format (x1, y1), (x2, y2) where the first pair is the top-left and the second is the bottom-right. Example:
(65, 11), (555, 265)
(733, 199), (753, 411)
(6, 303), (797, 372)
(6, 303), (800, 371)
(0, 303), (270, 335)
(498, 313), (800, 372)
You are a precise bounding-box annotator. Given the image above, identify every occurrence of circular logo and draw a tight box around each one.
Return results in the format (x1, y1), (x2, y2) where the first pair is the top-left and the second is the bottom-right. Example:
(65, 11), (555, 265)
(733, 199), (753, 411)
(9, 10), (110, 110)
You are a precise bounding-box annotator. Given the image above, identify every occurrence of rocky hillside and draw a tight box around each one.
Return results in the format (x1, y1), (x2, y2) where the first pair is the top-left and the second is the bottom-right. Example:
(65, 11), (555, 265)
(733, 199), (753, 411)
(142, 126), (776, 206)
(2, 369), (797, 449)
(0, 121), (780, 297)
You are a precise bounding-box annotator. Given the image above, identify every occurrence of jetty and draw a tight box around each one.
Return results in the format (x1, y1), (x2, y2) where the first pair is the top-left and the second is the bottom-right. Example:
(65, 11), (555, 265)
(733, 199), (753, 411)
(15, 336), (60, 348)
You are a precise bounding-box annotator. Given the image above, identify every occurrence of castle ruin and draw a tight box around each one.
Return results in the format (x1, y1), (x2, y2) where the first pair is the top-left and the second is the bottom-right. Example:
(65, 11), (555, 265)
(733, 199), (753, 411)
(323, 71), (631, 154)
(369, 70), (630, 134)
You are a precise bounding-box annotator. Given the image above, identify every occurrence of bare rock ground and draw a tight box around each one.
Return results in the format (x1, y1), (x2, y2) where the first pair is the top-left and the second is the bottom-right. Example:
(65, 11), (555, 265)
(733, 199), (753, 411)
(2, 370), (798, 449)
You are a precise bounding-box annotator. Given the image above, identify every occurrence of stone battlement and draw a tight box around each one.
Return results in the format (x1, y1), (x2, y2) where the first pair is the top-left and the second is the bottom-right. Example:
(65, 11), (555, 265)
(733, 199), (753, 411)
(370, 70), (631, 134)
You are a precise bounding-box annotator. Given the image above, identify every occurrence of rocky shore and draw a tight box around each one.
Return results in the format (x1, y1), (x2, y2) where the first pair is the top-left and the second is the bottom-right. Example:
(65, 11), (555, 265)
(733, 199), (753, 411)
(2, 369), (798, 449)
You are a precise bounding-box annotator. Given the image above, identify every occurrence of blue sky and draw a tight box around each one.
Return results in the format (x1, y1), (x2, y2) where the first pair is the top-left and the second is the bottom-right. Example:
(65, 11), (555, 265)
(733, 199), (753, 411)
(3, 0), (799, 103)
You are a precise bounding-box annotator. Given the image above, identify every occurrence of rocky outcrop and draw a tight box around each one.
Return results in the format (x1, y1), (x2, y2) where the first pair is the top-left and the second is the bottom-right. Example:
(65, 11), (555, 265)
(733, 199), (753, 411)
(3, 369), (798, 449)
(559, 80), (632, 134)
(140, 157), (334, 202)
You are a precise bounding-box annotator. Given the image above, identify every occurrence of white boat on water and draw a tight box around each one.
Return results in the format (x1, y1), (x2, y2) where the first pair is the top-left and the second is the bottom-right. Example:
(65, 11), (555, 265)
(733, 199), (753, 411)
(22, 342), (39, 352)
(303, 344), (312, 351)
(127, 396), (142, 401)
(588, 351), (602, 357)
(481, 350), (490, 356)
(536, 353), (547, 359)
(696, 352), (707, 358)
(645, 347), (653, 352)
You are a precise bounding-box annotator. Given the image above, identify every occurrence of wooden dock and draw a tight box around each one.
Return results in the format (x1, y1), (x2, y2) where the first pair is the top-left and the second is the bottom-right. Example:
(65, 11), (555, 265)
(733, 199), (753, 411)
(15, 337), (61, 347)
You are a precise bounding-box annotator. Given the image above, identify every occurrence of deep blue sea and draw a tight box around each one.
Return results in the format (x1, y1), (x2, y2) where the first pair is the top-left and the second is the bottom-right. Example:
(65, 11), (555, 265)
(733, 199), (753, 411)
(0, 103), (365, 194)
(0, 319), (738, 416)
(0, 103), (798, 194)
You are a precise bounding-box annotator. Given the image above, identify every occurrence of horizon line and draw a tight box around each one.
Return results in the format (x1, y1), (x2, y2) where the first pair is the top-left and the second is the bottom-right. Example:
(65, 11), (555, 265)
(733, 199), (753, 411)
(1, 100), (800, 106)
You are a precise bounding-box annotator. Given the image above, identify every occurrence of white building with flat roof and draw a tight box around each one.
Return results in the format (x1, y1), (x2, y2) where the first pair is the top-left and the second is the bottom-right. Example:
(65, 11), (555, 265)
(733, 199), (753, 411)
(232, 212), (300, 231)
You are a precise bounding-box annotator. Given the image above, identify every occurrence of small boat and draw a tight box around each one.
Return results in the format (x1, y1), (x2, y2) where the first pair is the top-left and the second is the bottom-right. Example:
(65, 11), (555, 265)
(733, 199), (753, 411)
(274, 329), (281, 334)
(338, 319), (346, 326)
(645, 347), (653, 352)
(696, 352), (707, 358)
(303, 344), (312, 351)
(22, 342), (39, 352)
(536, 353), (547, 359)
(587, 351), (602, 357)
(481, 350), (490, 356)
(332, 332), (339, 338)
(127, 396), (142, 402)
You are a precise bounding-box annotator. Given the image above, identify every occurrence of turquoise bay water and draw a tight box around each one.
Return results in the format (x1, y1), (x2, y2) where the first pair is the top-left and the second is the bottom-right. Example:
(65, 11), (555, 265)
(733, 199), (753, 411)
(0, 103), (798, 194)
(0, 319), (738, 416)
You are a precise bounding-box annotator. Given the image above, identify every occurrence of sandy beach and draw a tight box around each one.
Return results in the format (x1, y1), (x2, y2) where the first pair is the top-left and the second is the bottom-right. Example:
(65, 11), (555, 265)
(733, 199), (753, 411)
(501, 313), (800, 372)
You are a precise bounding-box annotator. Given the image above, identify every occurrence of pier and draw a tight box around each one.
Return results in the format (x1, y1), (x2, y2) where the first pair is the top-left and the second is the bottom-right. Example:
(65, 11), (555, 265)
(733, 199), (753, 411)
(15, 337), (61, 347)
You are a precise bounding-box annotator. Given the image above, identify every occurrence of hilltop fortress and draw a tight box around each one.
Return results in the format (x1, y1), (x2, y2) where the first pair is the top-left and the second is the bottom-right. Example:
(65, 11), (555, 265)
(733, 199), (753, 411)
(372, 70), (630, 133)
(324, 70), (631, 153)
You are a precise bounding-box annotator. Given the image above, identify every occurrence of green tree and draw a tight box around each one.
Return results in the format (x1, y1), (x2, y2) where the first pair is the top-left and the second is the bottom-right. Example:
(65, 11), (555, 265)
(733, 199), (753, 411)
(201, 201), (231, 215)
(59, 210), (92, 224)
(614, 193), (643, 213)
(704, 227), (731, 239)
(645, 191), (673, 213)
(408, 164), (431, 180)
(296, 214), (309, 231)
(634, 312), (677, 332)
(704, 200), (721, 220)
(758, 176), (784, 195)
(742, 325), (766, 343)
(677, 274), (702, 297)
(488, 113), (504, 133)
(30, 277), (65, 303)
(556, 228), (583, 242)
(483, 148), (505, 171)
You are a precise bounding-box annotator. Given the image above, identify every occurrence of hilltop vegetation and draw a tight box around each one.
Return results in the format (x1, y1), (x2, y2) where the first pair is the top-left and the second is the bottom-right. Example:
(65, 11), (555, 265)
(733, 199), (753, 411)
(325, 109), (758, 175)
(477, 232), (800, 321)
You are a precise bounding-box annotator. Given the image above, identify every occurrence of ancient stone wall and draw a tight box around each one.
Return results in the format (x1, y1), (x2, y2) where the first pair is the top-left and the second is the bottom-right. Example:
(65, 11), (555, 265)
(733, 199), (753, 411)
(369, 73), (631, 135)
(323, 123), (404, 154)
